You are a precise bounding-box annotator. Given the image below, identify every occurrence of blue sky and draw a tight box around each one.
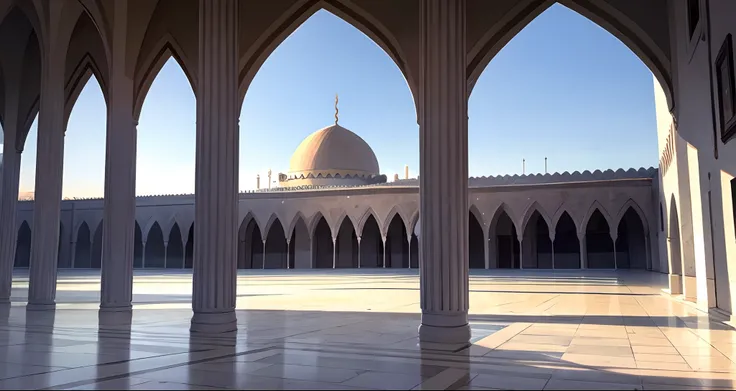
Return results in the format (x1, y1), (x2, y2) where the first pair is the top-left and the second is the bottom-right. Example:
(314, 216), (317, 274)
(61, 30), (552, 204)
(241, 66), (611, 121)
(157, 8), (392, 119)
(10, 4), (657, 198)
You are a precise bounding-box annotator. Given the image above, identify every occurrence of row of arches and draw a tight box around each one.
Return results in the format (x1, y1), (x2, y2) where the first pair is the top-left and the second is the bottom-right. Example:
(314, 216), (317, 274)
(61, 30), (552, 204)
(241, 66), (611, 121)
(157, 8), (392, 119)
(15, 204), (646, 270)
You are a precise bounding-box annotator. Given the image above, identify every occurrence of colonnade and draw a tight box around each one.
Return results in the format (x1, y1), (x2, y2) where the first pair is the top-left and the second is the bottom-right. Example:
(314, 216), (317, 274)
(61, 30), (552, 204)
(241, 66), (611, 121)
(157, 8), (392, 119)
(0, 0), (473, 345)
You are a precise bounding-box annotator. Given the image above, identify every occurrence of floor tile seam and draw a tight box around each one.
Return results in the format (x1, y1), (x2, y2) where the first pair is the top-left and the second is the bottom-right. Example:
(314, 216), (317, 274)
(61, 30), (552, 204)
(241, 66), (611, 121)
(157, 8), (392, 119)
(38, 345), (280, 390)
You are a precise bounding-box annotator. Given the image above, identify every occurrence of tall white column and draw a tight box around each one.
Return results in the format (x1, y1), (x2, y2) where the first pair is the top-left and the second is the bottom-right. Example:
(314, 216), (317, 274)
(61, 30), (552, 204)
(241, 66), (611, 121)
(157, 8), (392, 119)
(27, 44), (66, 311)
(418, 0), (470, 346)
(191, 0), (239, 333)
(262, 240), (266, 269)
(100, 6), (137, 310)
(0, 144), (21, 304)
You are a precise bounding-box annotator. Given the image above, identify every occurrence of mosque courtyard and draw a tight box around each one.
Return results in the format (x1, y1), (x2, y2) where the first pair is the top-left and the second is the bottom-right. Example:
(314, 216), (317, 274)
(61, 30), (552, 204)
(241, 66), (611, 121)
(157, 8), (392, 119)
(0, 270), (735, 390)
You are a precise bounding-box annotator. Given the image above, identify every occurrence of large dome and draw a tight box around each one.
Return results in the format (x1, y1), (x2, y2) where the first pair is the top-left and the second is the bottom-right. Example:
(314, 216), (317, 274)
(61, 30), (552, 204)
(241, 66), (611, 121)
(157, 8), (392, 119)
(288, 124), (379, 176)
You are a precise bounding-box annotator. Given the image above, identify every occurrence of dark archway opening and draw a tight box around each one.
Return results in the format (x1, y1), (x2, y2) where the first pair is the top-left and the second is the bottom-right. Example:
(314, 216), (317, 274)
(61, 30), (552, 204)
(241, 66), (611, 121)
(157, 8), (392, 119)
(265, 219), (288, 269)
(522, 211), (552, 269)
(554, 212), (580, 269)
(385, 215), (408, 268)
(238, 218), (263, 269)
(145, 222), (166, 268)
(134, 222), (143, 268)
(335, 218), (358, 268)
(74, 222), (92, 268)
(410, 233), (419, 269)
(469, 212), (485, 269)
(91, 221), (103, 269)
(360, 215), (382, 268)
(495, 212), (520, 269)
(289, 217), (309, 269)
(586, 210), (614, 269)
(185, 224), (194, 269)
(616, 208), (647, 269)
(312, 217), (333, 269)
(167, 223), (184, 269)
(14, 222), (32, 268)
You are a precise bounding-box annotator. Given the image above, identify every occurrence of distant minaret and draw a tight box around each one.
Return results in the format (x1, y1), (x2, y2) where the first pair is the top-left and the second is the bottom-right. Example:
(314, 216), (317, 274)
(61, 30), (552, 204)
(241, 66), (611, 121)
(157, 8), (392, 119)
(404, 165), (409, 180)
(334, 94), (339, 125)
(393, 173), (399, 182)
(545, 157), (548, 174)
(267, 169), (272, 189)
(522, 159), (526, 175)
(256, 174), (260, 190)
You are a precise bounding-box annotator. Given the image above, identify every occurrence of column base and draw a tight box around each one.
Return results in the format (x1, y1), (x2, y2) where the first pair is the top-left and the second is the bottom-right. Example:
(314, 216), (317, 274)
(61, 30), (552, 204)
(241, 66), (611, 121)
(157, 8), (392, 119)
(419, 312), (471, 347)
(99, 308), (133, 331)
(684, 275), (697, 302)
(190, 309), (237, 333)
(668, 274), (683, 295)
(26, 302), (56, 311)
(99, 303), (133, 312)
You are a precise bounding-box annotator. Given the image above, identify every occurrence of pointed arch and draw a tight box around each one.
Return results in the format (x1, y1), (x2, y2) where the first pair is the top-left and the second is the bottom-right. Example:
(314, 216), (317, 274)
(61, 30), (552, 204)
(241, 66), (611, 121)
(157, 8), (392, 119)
(614, 198), (649, 235)
(74, 221), (92, 268)
(264, 217), (288, 269)
(91, 220), (103, 269)
(166, 222), (184, 269)
(145, 221), (166, 268)
(466, 0), (673, 109)
(238, 213), (263, 269)
(288, 213), (310, 269)
(581, 201), (614, 236)
(264, 213), (287, 241)
(63, 7), (110, 129)
(312, 214), (333, 268)
(308, 210), (328, 239)
(162, 212), (183, 238)
(287, 211), (309, 239)
(382, 205), (408, 239)
(469, 204), (485, 230)
(141, 217), (161, 241)
(357, 207), (380, 238)
(551, 204), (577, 233)
(360, 212), (382, 268)
(237, 1), (417, 114)
(133, 35), (197, 121)
(520, 201), (552, 236)
(554, 211), (580, 269)
(240, 211), (263, 238)
(14, 221), (32, 268)
(335, 215), (358, 268)
(489, 202), (519, 235)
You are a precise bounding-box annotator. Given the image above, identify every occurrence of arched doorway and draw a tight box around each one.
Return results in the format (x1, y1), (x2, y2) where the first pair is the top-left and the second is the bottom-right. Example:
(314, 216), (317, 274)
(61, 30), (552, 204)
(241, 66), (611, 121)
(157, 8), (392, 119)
(91, 221), (103, 269)
(265, 219), (288, 269)
(553, 212), (580, 269)
(238, 218), (263, 269)
(385, 214), (408, 268)
(185, 224), (194, 269)
(469, 212), (485, 269)
(312, 216), (333, 268)
(586, 210), (614, 269)
(410, 233), (419, 269)
(167, 223), (184, 269)
(14, 222), (32, 268)
(494, 211), (519, 269)
(289, 216), (309, 269)
(145, 222), (166, 268)
(134, 222), (143, 268)
(75, 222), (92, 268)
(522, 211), (552, 269)
(360, 214), (382, 268)
(669, 199), (685, 295)
(615, 207), (647, 269)
(335, 218), (358, 268)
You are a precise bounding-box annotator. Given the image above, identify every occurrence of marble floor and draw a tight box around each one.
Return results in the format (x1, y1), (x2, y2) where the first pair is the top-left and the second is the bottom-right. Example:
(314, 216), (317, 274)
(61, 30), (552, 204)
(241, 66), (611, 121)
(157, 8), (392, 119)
(2, 269), (736, 390)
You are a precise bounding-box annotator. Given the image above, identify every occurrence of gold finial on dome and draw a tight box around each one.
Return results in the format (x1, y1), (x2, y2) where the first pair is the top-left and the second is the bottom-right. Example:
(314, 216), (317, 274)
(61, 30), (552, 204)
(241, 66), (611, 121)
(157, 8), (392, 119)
(334, 94), (339, 125)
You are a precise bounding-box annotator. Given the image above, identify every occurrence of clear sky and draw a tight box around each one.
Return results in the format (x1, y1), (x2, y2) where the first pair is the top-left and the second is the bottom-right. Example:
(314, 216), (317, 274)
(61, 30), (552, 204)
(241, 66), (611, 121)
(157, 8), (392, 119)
(9, 3), (657, 198)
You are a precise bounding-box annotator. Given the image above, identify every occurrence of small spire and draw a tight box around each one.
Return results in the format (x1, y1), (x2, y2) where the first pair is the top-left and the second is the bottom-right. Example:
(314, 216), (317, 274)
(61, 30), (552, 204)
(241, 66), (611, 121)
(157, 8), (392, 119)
(334, 94), (339, 125)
